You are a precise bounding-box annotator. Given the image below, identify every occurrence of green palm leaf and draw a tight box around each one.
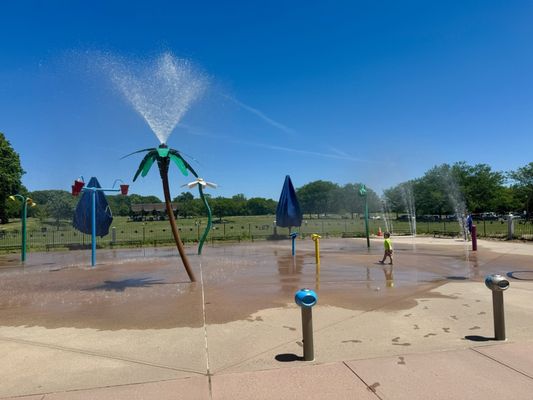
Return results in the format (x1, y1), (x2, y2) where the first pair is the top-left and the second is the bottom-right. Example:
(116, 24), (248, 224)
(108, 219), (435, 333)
(169, 154), (189, 176)
(141, 155), (156, 177)
(133, 151), (157, 181)
(169, 149), (198, 177)
(121, 147), (157, 159)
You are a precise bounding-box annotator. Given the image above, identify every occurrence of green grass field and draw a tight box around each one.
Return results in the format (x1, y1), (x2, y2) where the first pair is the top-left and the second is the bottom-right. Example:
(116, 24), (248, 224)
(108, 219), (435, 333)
(1, 215), (532, 253)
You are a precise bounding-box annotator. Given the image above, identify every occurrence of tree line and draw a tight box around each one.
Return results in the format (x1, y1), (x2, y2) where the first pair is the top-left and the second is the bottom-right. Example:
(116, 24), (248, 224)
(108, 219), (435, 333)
(2, 132), (533, 223)
(383, 162), (533, 218)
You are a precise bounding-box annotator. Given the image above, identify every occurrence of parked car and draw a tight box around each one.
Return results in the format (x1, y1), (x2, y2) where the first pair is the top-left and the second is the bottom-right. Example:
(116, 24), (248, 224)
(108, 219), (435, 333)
(396, 215), (412, 222)
(417, 215), (440, 222)
(478, 212), (498, 221)
(499, 213), (523, 221)
(360, 215), (381, 220)
(443, 214), (457, 221)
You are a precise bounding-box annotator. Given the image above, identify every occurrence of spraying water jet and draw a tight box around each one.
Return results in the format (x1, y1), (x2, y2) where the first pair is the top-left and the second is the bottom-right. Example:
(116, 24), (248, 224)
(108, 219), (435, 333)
(112, 53), (213, 281)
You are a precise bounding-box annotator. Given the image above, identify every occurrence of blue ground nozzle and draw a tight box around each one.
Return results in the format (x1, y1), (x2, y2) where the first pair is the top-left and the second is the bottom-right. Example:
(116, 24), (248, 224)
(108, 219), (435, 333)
(295, 288), (318, 361)
(290, 232), (298, 256)
(295, 288), (318, 308)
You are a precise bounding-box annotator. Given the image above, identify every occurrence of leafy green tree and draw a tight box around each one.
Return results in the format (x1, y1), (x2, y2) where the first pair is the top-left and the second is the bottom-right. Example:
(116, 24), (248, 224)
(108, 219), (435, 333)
(45, 191), (76, 226)
(383, 185), (405, 217)
(413, 165), (455, 216)
(106, 194), (131, 216)
(339, 183), (362, 219)
(246, 197), (277, 215)
(231, 194), (248, 216)
(211, 197), (239, 220)
(297, 180), (340, 218)
(509, 162), (533, 217)
(173, 192), (201, 217)
(0, 133), (24, 224)
(451, 162), (506, 213)
(128, 194), (162, 204)
(365, 186), (382, 213)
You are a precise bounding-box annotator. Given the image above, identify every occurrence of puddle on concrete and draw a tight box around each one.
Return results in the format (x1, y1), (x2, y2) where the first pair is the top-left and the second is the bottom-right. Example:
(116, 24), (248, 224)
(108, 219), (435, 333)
(0, 239), (532, 330)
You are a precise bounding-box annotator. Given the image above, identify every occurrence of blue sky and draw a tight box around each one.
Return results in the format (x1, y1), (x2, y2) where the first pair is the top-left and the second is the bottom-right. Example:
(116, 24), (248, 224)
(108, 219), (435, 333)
(1, 1), (532, 201)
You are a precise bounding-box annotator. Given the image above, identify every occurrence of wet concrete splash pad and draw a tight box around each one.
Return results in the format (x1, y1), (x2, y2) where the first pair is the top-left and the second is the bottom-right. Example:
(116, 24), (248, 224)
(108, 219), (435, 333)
(0, 237), (530, 330)
(2, 237), (533, 397)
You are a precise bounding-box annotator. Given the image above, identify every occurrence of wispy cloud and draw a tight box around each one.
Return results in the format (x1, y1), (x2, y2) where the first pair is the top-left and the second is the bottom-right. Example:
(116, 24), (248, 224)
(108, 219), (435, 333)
(178, 124), (373, 163)
(327, 146), (351, 158)
(222, 95), (296, 136)
(240, 141), (374, 162)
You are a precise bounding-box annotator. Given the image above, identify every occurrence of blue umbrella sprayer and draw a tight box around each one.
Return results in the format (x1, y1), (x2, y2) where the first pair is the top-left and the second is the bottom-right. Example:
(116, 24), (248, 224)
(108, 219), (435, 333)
(72, 177), (128, 266)
(276, 175), (303, 254)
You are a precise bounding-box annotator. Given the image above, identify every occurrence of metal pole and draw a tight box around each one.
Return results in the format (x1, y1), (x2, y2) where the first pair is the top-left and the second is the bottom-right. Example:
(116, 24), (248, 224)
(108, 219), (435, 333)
(91, 189), (96, 267)
(507, 217), (514, 240)
(197, 221), (200, 242)
(301, 307), (314, 361)
(314, 238), (320, 266)
(197, 185), (212, 255)
(364, 197), (370, 248)
(492, 291), (506, 340)
(292, 236), (296, 256)
(472, 225), (477, 251)
(21, 199), (27, 263)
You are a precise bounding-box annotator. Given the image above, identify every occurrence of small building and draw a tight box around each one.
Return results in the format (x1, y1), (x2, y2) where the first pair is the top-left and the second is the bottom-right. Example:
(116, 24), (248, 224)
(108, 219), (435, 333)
(130, 203), (178, 221)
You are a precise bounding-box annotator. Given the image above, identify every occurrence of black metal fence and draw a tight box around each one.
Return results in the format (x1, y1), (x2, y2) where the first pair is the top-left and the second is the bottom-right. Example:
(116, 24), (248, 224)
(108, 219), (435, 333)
(1, 218), (532, 253)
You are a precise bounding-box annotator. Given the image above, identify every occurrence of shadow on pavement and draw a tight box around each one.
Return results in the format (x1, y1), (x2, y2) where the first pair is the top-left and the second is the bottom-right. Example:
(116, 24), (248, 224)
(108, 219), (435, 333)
(275, 353), (304, 362)
(464, 335), (494, 342)
(83, 278), (168, 292)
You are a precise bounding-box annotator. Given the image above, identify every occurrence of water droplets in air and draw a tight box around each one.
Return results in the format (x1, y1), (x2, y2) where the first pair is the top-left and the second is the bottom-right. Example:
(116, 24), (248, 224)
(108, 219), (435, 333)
(105, 52), (208, 144)
(401, 183), (417, 237)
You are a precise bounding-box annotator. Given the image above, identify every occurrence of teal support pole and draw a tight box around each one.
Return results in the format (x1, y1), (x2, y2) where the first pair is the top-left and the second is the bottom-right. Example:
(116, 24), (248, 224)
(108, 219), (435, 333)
(21, 199), (27, 263)
(359, 184), (370, 248)
(197, 185), (212, 255)
(292, 235), (296, 255)
(290, 232), (298, 256)
(364, 196), (370, 248)
(9, 194), (34, 263)
(91, 189), (96, 267)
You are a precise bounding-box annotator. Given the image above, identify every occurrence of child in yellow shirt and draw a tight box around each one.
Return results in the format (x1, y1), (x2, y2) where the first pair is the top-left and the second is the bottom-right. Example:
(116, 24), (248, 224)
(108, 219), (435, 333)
(379, 232), (393, 265)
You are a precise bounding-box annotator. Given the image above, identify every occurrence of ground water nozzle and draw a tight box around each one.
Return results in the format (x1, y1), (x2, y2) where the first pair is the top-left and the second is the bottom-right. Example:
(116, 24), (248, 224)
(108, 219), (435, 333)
(485, 274), (510, 340)
(311, 234), (321, 270)
(290, 232), (298, 256)
(295, 288), (318, 361)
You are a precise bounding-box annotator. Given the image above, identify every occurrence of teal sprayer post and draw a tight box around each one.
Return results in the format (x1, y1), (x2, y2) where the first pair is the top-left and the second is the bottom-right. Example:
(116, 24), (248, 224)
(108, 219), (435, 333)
(290, 232), (298, 256)
(182, 177), (217, 255)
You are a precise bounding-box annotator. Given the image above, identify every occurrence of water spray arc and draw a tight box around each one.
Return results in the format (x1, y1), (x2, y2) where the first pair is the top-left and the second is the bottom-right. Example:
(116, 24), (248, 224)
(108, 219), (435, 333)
(108, 52), (211, 282)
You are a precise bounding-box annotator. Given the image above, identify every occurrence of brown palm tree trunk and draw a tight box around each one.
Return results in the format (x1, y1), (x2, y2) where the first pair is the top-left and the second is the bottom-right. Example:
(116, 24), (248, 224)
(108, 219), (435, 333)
(160, 166), (196, 282)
